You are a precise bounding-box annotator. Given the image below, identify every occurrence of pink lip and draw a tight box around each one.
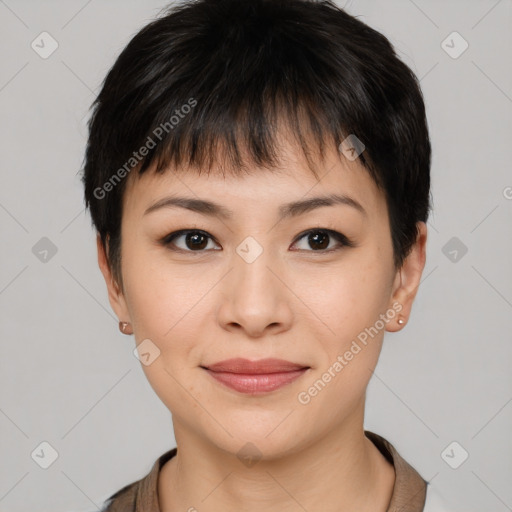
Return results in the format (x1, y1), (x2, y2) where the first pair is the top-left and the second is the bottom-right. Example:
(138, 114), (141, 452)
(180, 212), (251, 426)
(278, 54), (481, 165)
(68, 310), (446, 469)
(204, 368), (309, 394)
(204, 357), (308, 373)
(202, 358), (310, 394)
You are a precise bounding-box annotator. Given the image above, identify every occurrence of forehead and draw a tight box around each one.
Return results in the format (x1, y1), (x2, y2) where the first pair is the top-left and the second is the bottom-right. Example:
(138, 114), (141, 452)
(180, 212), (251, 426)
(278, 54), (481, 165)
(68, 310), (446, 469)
(122, 132), (385, 220)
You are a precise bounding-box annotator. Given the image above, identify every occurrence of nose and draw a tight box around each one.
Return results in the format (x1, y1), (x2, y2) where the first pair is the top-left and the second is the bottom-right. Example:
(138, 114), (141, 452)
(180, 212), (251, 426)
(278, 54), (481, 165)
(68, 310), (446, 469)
(216, 249), (294, 338)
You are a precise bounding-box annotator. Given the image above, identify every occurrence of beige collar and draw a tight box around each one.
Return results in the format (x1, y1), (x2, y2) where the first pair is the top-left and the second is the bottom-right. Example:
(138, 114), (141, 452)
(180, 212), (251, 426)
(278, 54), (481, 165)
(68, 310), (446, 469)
(103, 430), (426, 511)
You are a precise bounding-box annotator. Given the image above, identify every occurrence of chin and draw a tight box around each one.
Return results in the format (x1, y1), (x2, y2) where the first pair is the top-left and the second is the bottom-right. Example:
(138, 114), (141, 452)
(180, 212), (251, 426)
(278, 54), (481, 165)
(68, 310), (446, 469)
(208, 415), (309, 462)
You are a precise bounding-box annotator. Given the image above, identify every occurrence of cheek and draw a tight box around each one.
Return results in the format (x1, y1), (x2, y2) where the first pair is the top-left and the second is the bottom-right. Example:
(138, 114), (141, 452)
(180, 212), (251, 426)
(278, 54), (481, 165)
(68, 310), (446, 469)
(294, 248), (393, 400)
(121, 254), (213, 411)
(121, 236), (205, 336)
(300, 253), (393, 341)
(294, 263), (391, 420)
(121, 245), (224, 399)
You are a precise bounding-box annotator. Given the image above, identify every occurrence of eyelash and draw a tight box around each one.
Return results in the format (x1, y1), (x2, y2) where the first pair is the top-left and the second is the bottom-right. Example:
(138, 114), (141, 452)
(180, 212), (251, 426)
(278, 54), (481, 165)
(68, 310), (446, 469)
(160, 228), (354, 254)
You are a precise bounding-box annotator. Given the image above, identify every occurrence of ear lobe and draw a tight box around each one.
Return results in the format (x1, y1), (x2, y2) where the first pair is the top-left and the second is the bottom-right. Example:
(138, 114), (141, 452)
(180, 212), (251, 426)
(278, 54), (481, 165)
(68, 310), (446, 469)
(96, 234), (131, 323)
(386, 222), (428, 332)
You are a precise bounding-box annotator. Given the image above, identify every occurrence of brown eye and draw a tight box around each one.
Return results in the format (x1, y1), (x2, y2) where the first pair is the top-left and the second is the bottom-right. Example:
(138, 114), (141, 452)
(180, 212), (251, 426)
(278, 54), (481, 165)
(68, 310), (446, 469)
(161, 228), (353, 254)
(292, 229), (352, 252)
(184, 232), (208, 250)
(162, 230), (220, 252)
(307, 231), (330, 250)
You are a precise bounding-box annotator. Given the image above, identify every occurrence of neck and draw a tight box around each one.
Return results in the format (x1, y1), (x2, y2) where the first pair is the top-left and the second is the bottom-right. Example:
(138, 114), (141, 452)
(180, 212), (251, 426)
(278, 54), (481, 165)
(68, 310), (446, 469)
(158, 406), (395, 512)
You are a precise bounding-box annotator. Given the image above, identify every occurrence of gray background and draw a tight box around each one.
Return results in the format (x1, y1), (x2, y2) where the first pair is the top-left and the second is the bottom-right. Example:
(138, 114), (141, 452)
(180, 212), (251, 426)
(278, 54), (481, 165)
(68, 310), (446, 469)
(1, 0), (511, 511)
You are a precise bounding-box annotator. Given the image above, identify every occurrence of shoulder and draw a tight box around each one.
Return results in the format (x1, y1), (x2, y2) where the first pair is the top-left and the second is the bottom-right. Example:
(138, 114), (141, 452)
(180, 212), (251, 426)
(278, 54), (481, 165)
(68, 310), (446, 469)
(100, 481), (138, 511)
(364, 430), (427, 510)
(68, 483), (138, 512)
(100, 447), (178, 512)
(423, 484), (458, 512)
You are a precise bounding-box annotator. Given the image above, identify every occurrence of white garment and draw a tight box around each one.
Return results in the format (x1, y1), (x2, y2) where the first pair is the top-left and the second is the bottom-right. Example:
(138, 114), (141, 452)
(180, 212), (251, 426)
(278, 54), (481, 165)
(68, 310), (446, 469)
(424, 484), (457, 511)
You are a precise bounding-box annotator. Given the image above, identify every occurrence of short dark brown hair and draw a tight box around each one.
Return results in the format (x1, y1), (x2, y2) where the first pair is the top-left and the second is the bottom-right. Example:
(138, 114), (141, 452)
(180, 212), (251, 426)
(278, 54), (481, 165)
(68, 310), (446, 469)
(82, 0), (431, 286)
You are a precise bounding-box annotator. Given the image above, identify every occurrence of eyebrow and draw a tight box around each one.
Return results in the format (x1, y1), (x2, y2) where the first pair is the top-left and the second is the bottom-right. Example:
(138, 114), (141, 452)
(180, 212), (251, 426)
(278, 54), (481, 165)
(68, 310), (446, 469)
(144, 193), (366, 219)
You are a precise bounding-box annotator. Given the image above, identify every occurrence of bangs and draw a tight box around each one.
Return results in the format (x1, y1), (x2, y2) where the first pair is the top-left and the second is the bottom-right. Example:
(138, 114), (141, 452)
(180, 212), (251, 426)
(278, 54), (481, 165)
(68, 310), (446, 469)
(88, 0), (380, 185)
(83, 0), (430, 279)
(136, 87), (366, 182)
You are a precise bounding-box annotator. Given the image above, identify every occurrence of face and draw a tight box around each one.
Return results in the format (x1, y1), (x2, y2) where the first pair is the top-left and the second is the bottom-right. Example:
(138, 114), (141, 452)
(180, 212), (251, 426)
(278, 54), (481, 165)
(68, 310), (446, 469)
(99, 134), (426, 460)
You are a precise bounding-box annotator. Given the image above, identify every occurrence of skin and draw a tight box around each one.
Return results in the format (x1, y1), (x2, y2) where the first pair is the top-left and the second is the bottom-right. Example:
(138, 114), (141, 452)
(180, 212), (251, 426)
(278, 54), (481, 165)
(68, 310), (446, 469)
(98, 131), (427, 512)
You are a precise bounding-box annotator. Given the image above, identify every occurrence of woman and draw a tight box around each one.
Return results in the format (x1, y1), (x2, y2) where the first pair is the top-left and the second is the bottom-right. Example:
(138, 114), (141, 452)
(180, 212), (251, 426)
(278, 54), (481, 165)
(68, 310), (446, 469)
(82, 0), (452, 509)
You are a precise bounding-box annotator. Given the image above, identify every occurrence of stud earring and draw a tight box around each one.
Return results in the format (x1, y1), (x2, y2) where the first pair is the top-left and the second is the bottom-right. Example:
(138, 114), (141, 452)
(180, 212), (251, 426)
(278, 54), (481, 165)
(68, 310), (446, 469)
(397, 318), (405, 326)
(119, 321), (133, 335)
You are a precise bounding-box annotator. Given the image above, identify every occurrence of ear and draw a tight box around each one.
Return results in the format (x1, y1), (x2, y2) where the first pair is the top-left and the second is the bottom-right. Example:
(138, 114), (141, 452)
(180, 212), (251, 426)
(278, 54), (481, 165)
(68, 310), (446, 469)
(96, 234), (131, 324)
(386, 222), (427, 332)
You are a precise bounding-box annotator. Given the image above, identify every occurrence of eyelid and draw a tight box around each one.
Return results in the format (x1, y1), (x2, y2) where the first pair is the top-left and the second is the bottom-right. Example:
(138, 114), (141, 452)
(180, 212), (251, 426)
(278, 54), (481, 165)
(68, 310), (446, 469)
(160, 228), (354, 253)
(291, 228), (354, 250)
(160, 229), (221, 250)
